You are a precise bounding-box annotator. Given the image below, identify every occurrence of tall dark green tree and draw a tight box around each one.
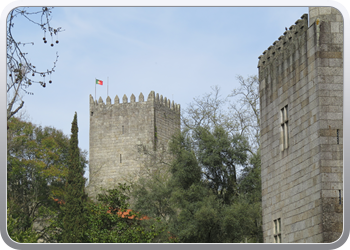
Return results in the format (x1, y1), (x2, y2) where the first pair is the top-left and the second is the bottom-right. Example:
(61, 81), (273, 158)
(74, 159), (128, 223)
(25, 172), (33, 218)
(167, 127), (250, 242)
(194, 126), (248, 205)
(169, 130), (202, 190)
(61, 112), (88, 243)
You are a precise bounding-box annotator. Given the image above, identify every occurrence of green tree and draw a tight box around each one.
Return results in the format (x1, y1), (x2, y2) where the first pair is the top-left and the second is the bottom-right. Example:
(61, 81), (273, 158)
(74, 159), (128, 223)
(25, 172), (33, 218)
(129, 143), (177, 242)
(221, 196), (262, 243)
(131, 76), (263, 243)
(233, 149), (263, 242)
(131, 166), (175, 222)
(132, 128), (251, 243)
(7, 206), (40, 243)
(170, 187), (222, 243)
(194, 126), (248, 205)
(7, 117), (87, 242)
(238, 149), (261, 203)
(131, 130), (202, 242)
(60, 112), (88, 243)
(83, 184), (165, 243)
(182, 76), (262, 241)
(169, 130), (202, 190)
(168, 127), (251, 242)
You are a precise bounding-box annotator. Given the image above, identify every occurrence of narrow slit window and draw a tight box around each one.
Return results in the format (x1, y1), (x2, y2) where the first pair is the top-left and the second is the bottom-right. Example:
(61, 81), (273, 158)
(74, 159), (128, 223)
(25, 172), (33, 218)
(337, 129), (339, 144)
(284, 121), (289, 149)
(281, 105), (289, 151)
(122, 125), (124, 134)
(120, 154), (122, 163)
(339, 190), (342, 204)
(273, 218), (282, 243)
(281, 110), (285, 151)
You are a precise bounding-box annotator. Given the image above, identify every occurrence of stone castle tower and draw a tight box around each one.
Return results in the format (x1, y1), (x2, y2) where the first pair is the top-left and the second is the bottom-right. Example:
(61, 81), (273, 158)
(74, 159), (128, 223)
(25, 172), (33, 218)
(86, 91), (181, 198)
(258, 7), (343, 243)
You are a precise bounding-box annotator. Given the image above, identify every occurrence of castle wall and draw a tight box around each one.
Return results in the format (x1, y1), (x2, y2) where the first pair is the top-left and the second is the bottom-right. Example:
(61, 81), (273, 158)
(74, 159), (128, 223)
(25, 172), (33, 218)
(258, 7), (343, 243)
(310, 7), (344, 242)
(87, 91), (180, 198)
(154, 93), (181, 149)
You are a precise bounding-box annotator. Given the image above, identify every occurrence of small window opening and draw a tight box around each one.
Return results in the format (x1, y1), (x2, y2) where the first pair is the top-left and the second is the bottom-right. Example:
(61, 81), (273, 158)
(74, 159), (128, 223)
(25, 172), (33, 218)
(273, 218), (282, 243)
(122, 125), (124, 134)
(337, 129), (339, 144)
(120, 154), (122, 163)
(91, 111), (93, 116)
(339, 190), (342, 204)
(281, 105), (289, 151)
(137, 145), (143, 153)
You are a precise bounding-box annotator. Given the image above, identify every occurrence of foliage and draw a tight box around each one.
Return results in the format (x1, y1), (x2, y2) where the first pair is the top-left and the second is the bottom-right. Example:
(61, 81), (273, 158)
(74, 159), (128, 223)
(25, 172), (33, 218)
(131, 75), (263, 243)
(182, 75), (260, 151)
(169, 130), (202, 190)
(193, 126), (248, 204)
(7, 7), (62, 120)
(132, 128), (258, 243)
(7, 117), (87, 242)
(7, 115), (162, 243)
(168, 128), (260, 243)
(238, 149), (261, 203)
(7, 206), (40, 243)
(170, 188), (222, 242)
(131, 167), (175, 222)
(221, 196), (262, 243)
(83, 184), (166, 243)
(60, 113), (88, 243)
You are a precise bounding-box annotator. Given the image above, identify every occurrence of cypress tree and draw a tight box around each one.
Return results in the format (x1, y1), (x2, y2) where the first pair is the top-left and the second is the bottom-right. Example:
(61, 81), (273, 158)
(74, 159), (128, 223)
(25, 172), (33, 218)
(61, 112), (87, 242)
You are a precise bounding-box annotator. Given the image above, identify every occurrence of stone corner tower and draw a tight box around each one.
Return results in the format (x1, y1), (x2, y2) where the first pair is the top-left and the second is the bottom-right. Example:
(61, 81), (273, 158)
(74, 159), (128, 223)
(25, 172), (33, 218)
(86, 91), (181, 199)
(258, 7), (343, 243)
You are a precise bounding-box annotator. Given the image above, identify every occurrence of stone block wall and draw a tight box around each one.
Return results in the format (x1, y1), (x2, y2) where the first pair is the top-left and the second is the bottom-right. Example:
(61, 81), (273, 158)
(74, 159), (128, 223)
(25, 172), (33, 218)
(258, 7), (343, 243)
(86, 91), (180, 198)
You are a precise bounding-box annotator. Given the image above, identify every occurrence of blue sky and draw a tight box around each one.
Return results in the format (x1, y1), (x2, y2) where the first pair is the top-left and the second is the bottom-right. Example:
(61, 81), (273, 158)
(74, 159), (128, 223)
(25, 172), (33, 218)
(9, 6), (311, 178)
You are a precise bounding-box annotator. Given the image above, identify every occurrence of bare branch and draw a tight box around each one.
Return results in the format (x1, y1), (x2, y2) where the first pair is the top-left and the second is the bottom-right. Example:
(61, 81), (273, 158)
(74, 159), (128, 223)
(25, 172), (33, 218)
(7, 7), (63, 120)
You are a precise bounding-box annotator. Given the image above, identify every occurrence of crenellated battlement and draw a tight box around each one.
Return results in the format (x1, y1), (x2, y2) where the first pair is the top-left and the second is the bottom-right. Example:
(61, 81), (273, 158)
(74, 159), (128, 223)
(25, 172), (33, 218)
(90, 90), (181, 113)
(258, 7), (343, 243)
(88, 89), (181, 199)
(257, 14), (308, 69)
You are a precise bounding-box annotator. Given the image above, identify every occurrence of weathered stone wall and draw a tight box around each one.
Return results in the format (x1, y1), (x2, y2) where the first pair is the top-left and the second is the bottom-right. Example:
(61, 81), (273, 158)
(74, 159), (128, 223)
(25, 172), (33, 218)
(258, 7), (343, 243)
(154, 93), (181, 149)
(87, 91), (180, 199)
(309, 7), (344, 243)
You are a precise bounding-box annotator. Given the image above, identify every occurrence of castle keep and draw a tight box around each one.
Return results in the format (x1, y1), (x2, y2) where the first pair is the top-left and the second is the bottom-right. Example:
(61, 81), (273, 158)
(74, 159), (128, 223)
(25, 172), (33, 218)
(86, 91), (180, 198)
(258, 7), (343, 243)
